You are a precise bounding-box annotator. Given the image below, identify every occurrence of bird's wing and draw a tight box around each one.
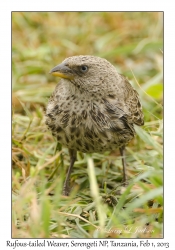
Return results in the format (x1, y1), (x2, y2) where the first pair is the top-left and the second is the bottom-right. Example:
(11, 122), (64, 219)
(120, 75), (144, 126)
(102, 98), (135, 136)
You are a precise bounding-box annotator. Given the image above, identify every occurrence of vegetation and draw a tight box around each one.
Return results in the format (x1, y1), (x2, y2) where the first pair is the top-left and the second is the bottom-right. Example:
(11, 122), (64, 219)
(12, 12), (163, 238)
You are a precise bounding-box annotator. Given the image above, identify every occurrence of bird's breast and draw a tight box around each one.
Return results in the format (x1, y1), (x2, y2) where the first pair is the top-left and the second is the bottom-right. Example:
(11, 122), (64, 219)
(45, 93), (134, 153)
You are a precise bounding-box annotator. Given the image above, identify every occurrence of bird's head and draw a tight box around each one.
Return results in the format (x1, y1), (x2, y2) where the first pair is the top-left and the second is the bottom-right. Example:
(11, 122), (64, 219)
(49, 55), (120, 93)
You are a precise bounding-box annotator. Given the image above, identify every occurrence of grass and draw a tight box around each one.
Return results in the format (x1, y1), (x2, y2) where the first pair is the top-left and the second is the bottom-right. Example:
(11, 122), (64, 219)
(12, 12), (163, 238)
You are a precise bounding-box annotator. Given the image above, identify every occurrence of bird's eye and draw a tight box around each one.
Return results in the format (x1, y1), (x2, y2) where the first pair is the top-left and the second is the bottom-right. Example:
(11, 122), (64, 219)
(80, 65), (88, 73)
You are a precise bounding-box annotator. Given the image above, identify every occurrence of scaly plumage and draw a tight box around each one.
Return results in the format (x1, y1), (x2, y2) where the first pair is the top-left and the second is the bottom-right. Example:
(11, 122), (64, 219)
(46, 55), (144, 195)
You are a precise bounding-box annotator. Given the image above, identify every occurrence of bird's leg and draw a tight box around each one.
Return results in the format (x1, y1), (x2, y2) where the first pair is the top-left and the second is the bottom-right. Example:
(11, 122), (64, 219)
(119, 146), (127, 185)
(62, 149), (77, 196)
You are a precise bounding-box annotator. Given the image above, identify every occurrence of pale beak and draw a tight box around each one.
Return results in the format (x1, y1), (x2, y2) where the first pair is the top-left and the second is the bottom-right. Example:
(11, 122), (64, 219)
(49, 63), (74, 80)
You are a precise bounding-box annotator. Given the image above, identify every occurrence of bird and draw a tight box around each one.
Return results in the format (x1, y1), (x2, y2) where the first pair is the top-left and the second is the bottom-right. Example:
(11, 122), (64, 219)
(45, 55), (144, 196)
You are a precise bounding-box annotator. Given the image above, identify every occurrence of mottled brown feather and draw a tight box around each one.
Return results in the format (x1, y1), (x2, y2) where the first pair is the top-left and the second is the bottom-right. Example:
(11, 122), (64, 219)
(46, 55), (144, 153)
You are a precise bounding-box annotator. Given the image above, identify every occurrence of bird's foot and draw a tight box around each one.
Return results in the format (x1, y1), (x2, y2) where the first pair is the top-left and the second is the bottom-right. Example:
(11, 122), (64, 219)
(62, 185), (70, 196)
(122, 179), (128, 187)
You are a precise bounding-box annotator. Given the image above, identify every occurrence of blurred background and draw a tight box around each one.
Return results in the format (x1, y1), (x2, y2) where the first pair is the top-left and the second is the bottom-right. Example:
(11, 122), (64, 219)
(12, 12), (163, 238)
